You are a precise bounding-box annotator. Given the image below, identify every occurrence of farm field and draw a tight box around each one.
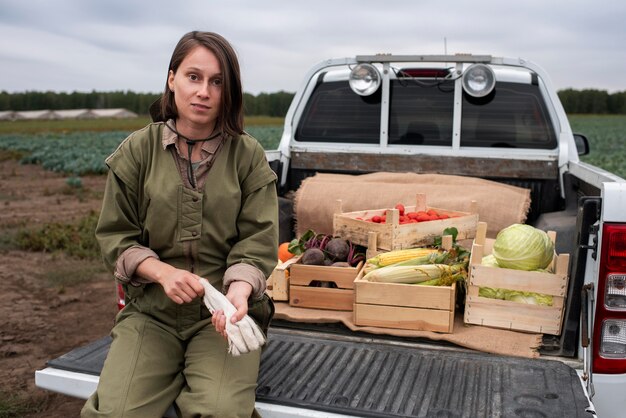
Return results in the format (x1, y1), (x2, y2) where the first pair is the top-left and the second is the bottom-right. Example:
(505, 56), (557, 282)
(0, 114), (623, 416)
(568, 114), (626, 178)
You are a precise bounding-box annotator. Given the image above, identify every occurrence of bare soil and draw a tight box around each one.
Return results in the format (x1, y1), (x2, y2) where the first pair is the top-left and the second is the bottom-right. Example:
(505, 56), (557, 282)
(0, 159), (116, 417)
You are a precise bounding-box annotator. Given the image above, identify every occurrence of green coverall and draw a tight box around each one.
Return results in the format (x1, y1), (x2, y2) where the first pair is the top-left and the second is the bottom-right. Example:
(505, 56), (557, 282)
(81, 123), (278, 417)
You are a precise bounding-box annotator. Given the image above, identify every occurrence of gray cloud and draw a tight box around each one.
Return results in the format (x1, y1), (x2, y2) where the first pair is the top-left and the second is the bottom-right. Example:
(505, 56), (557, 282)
(0, 0), (624, 95)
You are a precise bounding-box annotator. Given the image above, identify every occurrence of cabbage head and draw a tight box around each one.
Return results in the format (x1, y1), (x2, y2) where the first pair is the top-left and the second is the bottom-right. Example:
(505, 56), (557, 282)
(481, 254), (500, 268)
(492, 224), (554, 271)
(478, 287), (553, 306)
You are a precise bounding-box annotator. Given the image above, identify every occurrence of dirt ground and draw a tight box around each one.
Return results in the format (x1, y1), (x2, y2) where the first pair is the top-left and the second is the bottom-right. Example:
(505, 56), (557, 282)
(0, 159), (116, 417)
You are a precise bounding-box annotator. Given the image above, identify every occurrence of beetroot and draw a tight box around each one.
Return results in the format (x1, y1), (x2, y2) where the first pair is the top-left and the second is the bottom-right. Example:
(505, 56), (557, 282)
(301, 248), (326, 265)
(325, 238), (350, 262)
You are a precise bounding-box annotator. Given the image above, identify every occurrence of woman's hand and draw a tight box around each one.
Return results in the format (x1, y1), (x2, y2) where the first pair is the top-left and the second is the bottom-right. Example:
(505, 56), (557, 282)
(211, 281), (253, 338)
(158, 269), (205, 304)
(136, 258), (204, 304)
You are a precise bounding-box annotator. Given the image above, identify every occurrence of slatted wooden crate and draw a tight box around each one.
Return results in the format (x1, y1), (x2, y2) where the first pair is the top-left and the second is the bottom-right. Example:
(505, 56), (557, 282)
(353, 269), (456, 333)
(464, 222), (570, 335)
(267, 257), (299, 302)
(333, 194), (478, 253)
(288, 259), (363, 311)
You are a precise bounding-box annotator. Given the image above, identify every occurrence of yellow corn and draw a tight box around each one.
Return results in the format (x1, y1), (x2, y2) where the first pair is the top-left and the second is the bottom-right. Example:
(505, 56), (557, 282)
(363, 263), (453, 284)
(368, 248), (440, 267)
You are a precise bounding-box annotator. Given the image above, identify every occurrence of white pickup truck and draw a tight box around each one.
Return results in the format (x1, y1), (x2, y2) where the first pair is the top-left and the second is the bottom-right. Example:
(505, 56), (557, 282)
(36, 54), (626, 417)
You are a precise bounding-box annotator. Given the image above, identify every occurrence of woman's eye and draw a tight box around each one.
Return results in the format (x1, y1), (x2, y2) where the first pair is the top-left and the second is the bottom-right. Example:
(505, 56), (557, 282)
(211, 78), (223, 87)
(188, 74), (199, 81)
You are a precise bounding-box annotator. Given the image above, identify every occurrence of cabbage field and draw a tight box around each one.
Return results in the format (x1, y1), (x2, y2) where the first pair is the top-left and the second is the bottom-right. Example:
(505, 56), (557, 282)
(0, 115), (624, 178)
(568, 115), (626, 178)
(0, 125), (283, 175)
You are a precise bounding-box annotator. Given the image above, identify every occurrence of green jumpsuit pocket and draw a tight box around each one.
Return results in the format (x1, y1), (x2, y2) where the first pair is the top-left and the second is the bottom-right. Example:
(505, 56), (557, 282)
(247, 293), (275, 336)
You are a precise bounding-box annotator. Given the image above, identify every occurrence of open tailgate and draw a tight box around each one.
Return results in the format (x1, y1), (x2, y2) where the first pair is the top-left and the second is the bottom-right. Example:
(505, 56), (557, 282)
(36, 327), (592, 417)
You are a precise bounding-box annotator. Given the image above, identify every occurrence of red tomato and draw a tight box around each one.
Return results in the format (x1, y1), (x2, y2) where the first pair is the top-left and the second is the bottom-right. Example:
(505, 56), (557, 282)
(371, 215), (382, 223)
(395, 203), (405, 216)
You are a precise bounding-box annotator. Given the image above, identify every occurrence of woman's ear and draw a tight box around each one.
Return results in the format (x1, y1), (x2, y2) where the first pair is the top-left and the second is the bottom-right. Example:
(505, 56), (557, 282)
(167, 70), (175, 92)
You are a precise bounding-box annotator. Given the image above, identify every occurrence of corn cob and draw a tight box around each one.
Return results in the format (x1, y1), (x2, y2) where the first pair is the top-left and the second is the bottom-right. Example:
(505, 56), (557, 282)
(363, 263), (453, 284)
(367, 248), (440, 267)
(417, 269), (465, 286)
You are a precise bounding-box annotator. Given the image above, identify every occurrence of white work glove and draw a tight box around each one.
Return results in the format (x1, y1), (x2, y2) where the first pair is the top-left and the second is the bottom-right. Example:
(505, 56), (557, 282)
(199, 278), (266, 356)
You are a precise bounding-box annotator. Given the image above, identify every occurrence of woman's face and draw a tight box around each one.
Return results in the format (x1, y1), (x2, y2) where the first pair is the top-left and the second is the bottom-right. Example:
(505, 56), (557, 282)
(168, 45), (222, 133)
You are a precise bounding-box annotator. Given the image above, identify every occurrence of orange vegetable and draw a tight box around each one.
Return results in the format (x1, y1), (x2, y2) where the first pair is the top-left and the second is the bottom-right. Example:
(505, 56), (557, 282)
(278, 242), (294, 262)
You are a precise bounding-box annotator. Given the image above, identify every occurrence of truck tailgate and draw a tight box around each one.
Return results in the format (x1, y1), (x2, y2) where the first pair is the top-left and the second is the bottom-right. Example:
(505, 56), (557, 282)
(39, 327), (591, 417)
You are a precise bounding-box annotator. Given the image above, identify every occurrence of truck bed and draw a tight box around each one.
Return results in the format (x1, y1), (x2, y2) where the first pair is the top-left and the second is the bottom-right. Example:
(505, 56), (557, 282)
(38, 323), (592, 417)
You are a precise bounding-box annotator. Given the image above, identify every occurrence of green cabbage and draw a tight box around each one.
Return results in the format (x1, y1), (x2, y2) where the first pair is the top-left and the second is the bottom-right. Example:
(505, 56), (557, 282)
(492, 224), (554, 271)
(478, 287), (553, 306)
(478, 286), (506, 299)
(481, 254), (500, 267)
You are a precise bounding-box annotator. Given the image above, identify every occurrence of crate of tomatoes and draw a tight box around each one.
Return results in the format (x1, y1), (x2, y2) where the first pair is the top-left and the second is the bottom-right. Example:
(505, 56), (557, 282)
(333, 193), (479, 253)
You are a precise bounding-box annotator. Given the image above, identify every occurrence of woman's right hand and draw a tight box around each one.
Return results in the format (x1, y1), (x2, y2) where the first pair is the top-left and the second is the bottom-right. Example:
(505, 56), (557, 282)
(136, 258), (204, 304)
(157, 269), (205, 304)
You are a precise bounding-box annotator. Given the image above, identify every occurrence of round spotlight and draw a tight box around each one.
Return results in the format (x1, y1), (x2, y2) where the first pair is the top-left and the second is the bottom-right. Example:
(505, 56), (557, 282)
(462, 64), (496, 98)
(349, 63), (381, 96)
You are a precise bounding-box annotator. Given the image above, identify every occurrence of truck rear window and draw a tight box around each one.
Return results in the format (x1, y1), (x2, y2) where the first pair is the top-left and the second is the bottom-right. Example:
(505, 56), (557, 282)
(460, 82), (557, 149)
(295, 81), (381, 144)
(388, 80), (455, 146)
(295, 79), (557, 150)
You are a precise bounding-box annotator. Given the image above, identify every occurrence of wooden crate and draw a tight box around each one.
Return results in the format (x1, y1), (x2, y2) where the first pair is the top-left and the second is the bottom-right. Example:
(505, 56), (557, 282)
(267, 257), (300, 302)
(333, 194), (478, 252)
(353, 269), (456, 333)
(288, 260), (363, 311)
(464, 222), (570, 335)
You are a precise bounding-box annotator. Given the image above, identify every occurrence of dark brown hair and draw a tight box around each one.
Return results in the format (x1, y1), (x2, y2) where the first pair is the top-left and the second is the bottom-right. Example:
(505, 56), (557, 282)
(159, 31), (244, 136)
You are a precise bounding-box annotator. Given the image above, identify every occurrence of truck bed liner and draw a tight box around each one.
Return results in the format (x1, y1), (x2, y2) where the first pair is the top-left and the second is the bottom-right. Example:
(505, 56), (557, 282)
(46, 327), (590, 417)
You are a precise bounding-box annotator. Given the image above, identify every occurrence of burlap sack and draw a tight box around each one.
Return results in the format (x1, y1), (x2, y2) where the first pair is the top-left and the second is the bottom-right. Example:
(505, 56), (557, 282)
(274, 303), (541, 358)
(293, 172), (531, 238)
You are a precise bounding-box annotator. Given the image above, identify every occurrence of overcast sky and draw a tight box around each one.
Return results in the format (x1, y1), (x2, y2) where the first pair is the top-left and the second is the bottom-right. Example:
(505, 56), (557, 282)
(1, 0), (624, 96)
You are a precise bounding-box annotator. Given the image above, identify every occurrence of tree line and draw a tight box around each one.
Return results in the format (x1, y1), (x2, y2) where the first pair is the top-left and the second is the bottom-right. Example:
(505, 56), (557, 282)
(0, 90), (296, 117)
(557, 89), (626, 114)
(1, 88), (625, 116)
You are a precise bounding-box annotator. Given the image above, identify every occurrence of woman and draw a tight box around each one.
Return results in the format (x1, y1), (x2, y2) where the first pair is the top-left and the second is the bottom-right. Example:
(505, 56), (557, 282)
(81, 31), (278, 418)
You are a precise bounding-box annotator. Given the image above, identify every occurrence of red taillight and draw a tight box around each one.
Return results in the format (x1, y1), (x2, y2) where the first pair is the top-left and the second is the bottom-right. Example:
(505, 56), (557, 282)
(397, 68), (451, 78)
(593, 223), (626, 374)
(608, 229), (626, 266)
(117, 283), (126, 311)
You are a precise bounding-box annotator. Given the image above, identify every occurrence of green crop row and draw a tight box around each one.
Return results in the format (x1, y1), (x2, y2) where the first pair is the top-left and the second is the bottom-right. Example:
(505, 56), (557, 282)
(569, 115), (626, 179)
(0, 125), (282, 175)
